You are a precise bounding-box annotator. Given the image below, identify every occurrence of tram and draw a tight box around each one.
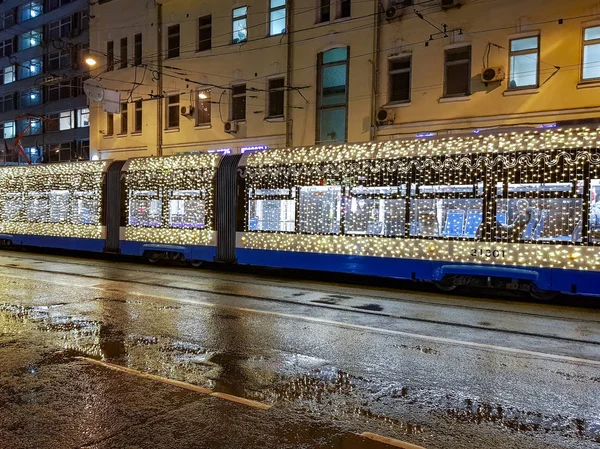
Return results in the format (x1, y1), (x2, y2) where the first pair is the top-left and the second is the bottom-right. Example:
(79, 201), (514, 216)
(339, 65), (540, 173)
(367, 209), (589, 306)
(1, 127), (600, 298)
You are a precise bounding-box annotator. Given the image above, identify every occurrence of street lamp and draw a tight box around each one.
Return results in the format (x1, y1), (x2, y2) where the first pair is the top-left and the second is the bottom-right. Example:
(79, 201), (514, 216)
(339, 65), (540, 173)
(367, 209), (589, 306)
(85, 56), (97, 67)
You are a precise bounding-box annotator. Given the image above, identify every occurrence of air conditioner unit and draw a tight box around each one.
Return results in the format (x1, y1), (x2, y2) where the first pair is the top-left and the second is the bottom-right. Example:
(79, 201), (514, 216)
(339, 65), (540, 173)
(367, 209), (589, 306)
(481, 66), (505, 83)
(224, 121), (238, 133)
(376, 108), (395, 125)
(385, 6), (400, 20)
(181, 105), (195, 118)
(441, 0), (460, 9)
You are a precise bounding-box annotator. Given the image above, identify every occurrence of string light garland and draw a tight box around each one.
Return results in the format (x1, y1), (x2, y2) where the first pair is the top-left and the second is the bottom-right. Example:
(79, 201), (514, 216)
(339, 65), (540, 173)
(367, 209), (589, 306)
(124, 153), (219, 245)
(0, 161), (108, 239)
(241, 127), (600, 271)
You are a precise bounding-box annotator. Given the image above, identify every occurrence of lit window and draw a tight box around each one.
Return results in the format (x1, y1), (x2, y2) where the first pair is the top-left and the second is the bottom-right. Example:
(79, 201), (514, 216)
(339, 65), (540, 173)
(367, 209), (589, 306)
(298, 186), (341, 234)
(18, 58), (42, 79)
(77, 108), (90, 127)
(195, 90), (211, 125)
(2, 121), (15, 139)
(232, 6), (247, 44)
(583, 26), (600, 81)
(59, 111), (74, 130)
(18, 29), (42, 51)
(3, 66), (15, 84)
(269, 0), (286, 36)
(444, 46), (471, 97)
(509, 35), (539, 89)
(18, 1), (43, 23)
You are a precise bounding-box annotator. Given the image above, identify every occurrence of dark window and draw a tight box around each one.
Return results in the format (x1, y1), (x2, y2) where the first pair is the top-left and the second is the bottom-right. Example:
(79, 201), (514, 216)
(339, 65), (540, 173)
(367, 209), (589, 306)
(75, 140), (89, 161)
(0, 9), (15, 30)
(388, 56), (411, 103)
(107, 41), (114, 71)
(119, 102), (127, 134)
(134, 99), (142, 132)
(0, 93), (13, 112)
(268, 78), (285, 117)
(134, 33), (142, 65)
(106, 112), (113, 135)
(167, 24), (180, 58)
(45, 142), (73, 163)
(120, 37), (127, 69)
(444, 46), (471, 97)
(45, 113), (59, 132)
(231, 84), (246, 121)
(0, 38), (12, 58)
(317, 47), (348, 143)
(167, 95), (179, 128)
(339, 0), (351, 18)
(196, 90), (211, 125)
(319, 0), (330, 22)
(198, 15), (211, 52)
(47, 81), (71, 102)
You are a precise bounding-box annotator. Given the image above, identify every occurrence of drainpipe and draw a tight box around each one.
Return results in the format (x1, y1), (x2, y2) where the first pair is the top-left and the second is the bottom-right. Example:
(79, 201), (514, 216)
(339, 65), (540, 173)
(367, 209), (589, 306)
(370, 1), (382, 141)
(156, 1), (163, 156)
(285, 0), (294, 147)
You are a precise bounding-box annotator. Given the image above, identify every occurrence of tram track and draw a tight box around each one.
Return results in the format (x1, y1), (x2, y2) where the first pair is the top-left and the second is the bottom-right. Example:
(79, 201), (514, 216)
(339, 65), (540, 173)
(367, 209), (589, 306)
(0, 253), (599, 348)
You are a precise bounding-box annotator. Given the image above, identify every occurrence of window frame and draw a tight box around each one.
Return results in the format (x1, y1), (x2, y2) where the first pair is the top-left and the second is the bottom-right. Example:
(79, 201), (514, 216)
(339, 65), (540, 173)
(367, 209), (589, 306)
(198, 15), (211, 52)
(443, 45), (471, 98)
(195, 89), (211, 126)
(167, 24), (180, 59)
(582, 25), (600, 82)
(318, 0), (331, 23)
(18, 1), (43, 23)
(133, 99), (142, 133)
(2, 121), (15, 139)
(231, 83), (246, 121)
(166, 94), (180, 129)
(232, 6), (248, 44)
(337, 0), (351, 19)
(107, 41), (114, 71)
(508, 34), (540, 91)
(269, 0), (286, 37)
(267, 77), (285, 118)
(316, 47), (349, 144)
(119, 102), (128, 135)
(106, 112), (114, 136)
(388, 54), (412, 104)
(134, 33), (142, 66)
(77, 108), (90, 127)
(120, 37), (128, 69)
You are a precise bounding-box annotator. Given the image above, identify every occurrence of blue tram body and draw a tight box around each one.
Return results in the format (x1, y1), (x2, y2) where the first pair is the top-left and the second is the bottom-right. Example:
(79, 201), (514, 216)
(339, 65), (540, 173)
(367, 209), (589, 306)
(2, 128), (600, 298)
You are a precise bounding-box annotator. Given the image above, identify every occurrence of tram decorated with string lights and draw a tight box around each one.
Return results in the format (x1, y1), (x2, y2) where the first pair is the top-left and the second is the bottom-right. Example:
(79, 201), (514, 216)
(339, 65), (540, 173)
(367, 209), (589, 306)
(1, 127), (600, 298)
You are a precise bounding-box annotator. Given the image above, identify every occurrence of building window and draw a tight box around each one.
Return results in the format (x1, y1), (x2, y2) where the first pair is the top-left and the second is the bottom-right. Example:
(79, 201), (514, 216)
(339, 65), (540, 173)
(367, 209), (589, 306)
(338, 0), (351, 19)
(18, 29), (42, 51)
(232, 6), (247, 44)
(79, 10), (89, 31)
(0, 10), (15, 31)
(48, 49), (71, 71)
(18, 59), (42, 80)
(318, 0), (330, 23)
(47, 80), (71, 102)
(444, 45), (471, 97)
(509, 35), (539, 89)
(134, 100), (142, 133)
(134, 33), (142, 65)
(119, 102), (128, 134)
(0, 39), (12, 58)
(0, 93), (12, 113)
(231, 84), (246, 121)
(48, 16), (72, 39)
(47, 0), (76, 12)
(167, 95), (180, 129)
(120, 37), (128, 69)
(167, 24), (180, 58)
(3, 66), (15, 84)
(198, 15), (211, 52)
(59, 111), (74, 130)
(19, 119), (41, 136)
(583, 26), (600, 81)
(107, 41), (114, 71)
(45, 142), (74, 163)
(106, 112), (114, 136)
(195, 90), (211, 125)
(2, 121), (15, 139)
(20, 88), (41, 108)
(388, 55), (411, 103)
(267, 78), (285, 117)
(18, 1), (42, 23)
(269, 0), (286, 36)
(76, 140), (89, 160)
(317, 47), (348, 143)
(77, 108), (89, 127)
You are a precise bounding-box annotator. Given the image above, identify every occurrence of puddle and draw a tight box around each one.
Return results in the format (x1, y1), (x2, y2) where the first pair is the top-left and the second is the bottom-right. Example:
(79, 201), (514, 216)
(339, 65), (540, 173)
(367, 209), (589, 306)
(352, 304), (384, 312)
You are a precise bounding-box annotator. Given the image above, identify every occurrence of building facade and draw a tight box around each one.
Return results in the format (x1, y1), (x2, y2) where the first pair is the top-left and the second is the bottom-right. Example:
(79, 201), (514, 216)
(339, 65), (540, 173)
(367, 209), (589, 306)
(88, 0), (600, 161)
(0, 0), (90, 165)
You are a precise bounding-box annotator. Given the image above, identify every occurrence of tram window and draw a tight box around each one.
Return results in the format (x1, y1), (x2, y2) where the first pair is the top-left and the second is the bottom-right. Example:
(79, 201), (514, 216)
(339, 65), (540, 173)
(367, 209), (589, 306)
(419, 184), (474, 194)
(2, 193), (23, 222)
(507, 182), (572, 193)
(169, 199), (205, 229)
(71, 191), (99, 225)
(496, 198), (582, 242)
(48, 190), (69, 223)
(248, 199), (295, 232)
(589, 180), (600, 243)
(298, 185), (341, 234)
(128, 190), (161, 227)
(345, 198), (406, 236)
(409, 198), (483, 238)
(26, 192), (49, 223)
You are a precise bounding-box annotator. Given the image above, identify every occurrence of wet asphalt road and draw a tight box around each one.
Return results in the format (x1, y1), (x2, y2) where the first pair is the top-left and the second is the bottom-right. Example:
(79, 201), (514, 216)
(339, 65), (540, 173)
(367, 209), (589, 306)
(0, 252), (599, 449)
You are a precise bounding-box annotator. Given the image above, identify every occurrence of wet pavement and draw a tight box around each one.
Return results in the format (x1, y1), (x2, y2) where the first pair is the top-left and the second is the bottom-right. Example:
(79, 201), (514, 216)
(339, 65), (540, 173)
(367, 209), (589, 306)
(0, 252), (599, 449)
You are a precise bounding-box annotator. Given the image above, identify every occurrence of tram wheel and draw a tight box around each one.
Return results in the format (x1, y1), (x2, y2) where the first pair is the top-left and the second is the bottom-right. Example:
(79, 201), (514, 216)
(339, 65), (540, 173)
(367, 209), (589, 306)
(190, 260), (203, 268)
(530, 285), (559, 301)
(433, 278), (458, 293)
(146, 252), (160, 264)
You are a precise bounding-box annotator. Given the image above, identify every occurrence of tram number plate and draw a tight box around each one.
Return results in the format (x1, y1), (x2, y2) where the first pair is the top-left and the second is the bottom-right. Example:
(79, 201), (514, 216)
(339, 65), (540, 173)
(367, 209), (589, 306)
(471, 248), (506, 259)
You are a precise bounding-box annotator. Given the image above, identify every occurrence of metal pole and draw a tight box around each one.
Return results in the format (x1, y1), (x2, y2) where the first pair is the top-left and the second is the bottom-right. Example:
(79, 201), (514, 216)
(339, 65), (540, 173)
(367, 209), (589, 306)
(285, 0), (294, 147)
(156, 1), (163, 156)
